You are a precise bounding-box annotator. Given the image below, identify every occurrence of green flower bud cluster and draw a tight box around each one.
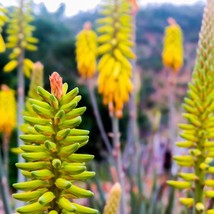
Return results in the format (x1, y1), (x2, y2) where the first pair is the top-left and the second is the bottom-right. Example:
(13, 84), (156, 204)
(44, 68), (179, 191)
(13, 72), (98, 214)
(24, 62), (44, 117)
(3, 0), (38, 77)
(167, 0), (214, 213)
(21, 62), (44, 135)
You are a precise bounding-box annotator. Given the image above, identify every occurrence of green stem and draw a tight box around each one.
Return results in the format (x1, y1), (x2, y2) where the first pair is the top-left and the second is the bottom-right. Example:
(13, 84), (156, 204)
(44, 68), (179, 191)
(86, 80), (114, 165)
(16, 49), (25, 209)
(123, 8), (139, 170)
(111, 116), (126, 214)
(17, 0), (25, 190)
(2, 133), (9, 180)
(50, 120), (60, 212)
(194, 142), (205, 214)
(168, 72), (175, 147)
(0, 143), (12, 214)
(91, 163), (106, 207)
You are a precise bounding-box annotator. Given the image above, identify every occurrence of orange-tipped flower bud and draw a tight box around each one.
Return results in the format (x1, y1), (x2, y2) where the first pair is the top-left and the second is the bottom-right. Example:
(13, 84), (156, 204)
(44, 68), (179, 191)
(49, 72), (63, 100)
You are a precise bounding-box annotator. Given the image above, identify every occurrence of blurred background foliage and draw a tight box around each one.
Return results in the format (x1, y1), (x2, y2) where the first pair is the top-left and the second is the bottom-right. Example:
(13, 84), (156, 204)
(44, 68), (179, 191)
(0, 1), (204, 187)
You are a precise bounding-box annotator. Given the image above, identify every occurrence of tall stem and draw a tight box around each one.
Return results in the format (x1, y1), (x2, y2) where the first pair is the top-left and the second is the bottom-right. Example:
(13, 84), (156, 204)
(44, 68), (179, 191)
(2, 133), (9, 180)
(0, 143), (12, 214)
(17, 0), (25, 183)
(17, 50), (25, 180)
(167, 71), (177, 148)
(194, 138), (205, 214)
(168, 82), (175, 147)
(123, 10), (140, 170)
(111, 116), (126, 214)
(86, 80), (113, 160)
(16, 50), (25, 209)
(144, 132), (155, 174)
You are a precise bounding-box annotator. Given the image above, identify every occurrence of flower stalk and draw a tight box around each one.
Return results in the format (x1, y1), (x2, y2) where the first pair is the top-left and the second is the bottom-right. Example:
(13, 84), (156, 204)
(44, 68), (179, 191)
(0, 148), (12, 214)
(111, 116), (126, 214)
(75, 22), (113, 159)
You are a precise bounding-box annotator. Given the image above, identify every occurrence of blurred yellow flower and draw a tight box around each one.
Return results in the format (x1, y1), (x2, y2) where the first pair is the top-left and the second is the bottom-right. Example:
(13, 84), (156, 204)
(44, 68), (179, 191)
(162, 18), (183, 73)
(75, 21), (97, 79)
(97, 0), (134, 118)
(103, 182), (122, 214)
(0, 85), (16, 136)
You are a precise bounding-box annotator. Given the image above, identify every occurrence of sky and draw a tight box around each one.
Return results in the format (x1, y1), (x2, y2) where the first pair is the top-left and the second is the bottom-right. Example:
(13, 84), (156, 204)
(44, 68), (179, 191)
(1, 0), (205, 16)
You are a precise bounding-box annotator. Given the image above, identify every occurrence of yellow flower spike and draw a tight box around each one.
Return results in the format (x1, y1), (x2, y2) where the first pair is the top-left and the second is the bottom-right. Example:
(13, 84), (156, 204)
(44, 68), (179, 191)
(75, 21), (97, 79)
(103, 182), (122, 214)
(96, 0), (134, 118)
(207, 210), (214, 214)
(13, 72), (98, 213)
(4, 0), (38, 77)
(179, 198), (194, 208)
(162, 17), (183, 73)
(0, 85), (16, 136)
